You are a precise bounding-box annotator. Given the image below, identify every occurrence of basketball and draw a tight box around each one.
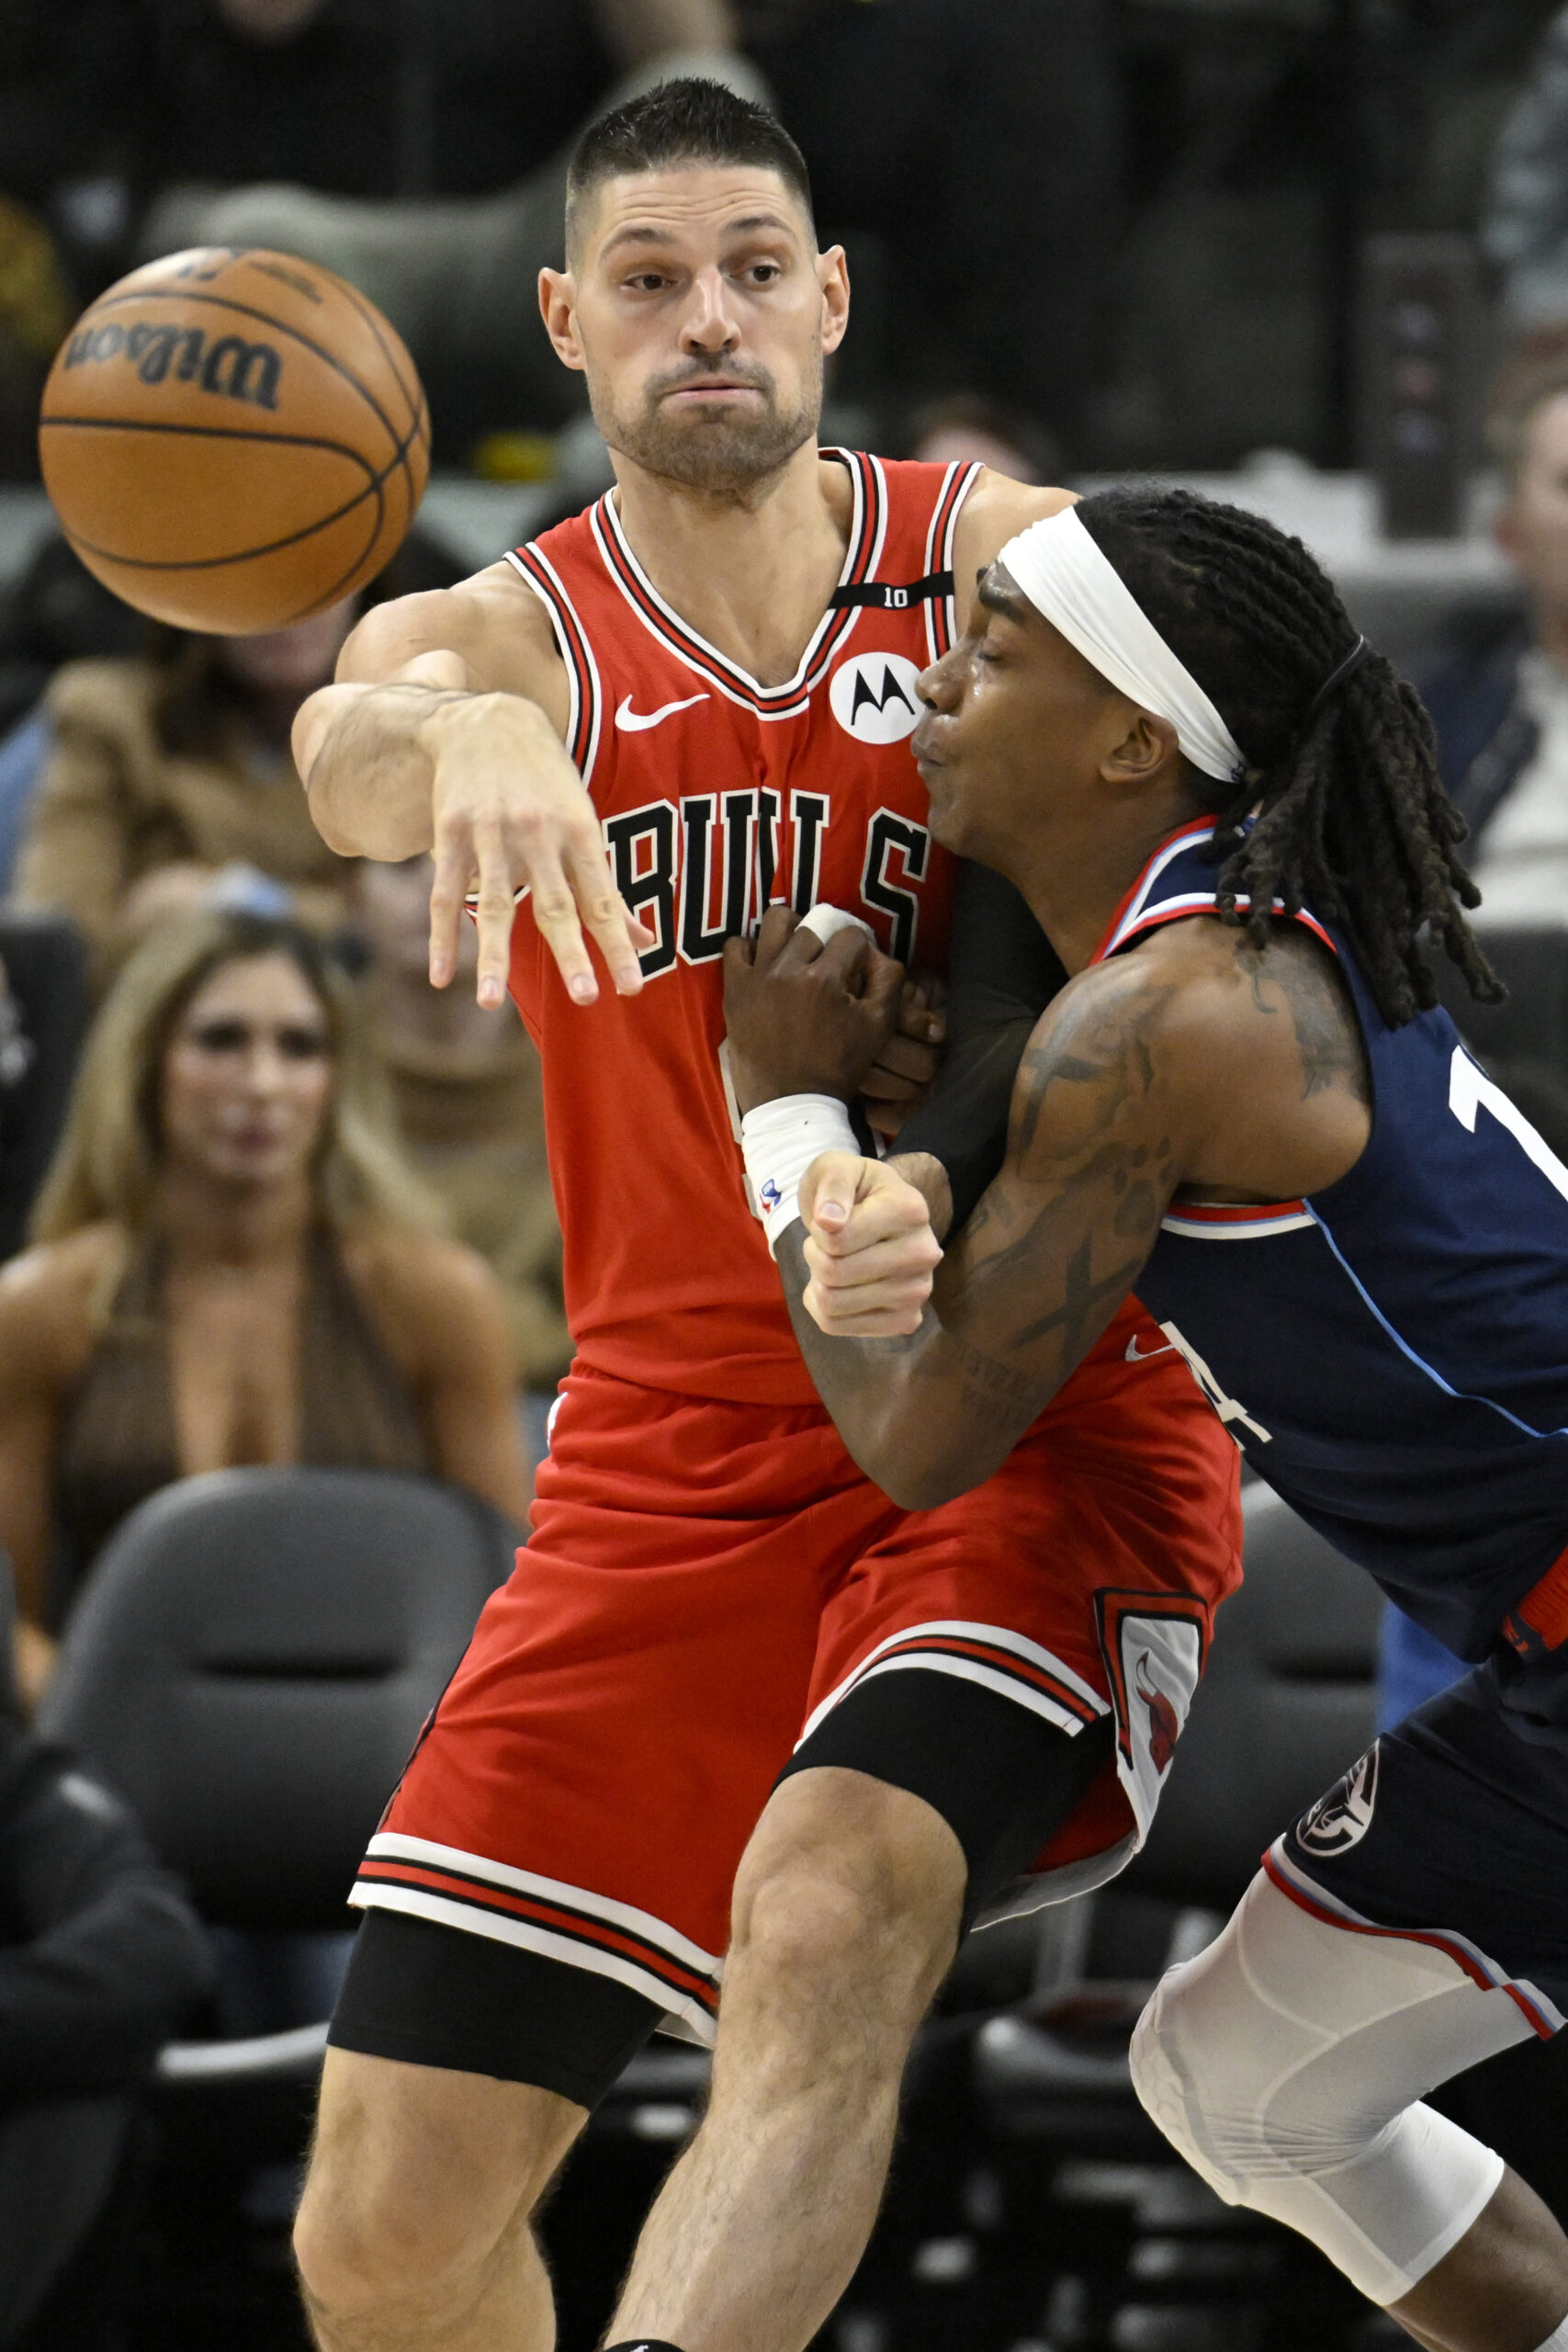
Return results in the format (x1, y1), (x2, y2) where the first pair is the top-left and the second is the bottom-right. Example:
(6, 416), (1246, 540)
(38, 246), (430, 635)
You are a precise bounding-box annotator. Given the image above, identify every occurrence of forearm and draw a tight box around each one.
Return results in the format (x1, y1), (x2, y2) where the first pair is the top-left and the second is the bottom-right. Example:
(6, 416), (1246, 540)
(297, 680), (454, 859)
(300, 676), (569, 864)
(776, 1226), (1045, 1509)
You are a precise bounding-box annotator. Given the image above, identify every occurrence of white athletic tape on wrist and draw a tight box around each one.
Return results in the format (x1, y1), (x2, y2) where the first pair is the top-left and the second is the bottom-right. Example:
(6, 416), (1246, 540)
(797, 902), (877, 950)
(740, 1094), (860, 1256)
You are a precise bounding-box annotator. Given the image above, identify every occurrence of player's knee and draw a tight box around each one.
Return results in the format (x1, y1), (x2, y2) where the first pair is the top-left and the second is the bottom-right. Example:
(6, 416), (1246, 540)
(293, 2057), (571, 2323)
(1129, 1892), (1362, 2196)
(734, 1776), (964, 2007)
(294, 2157), (468, 2320)
(294, 2134), (502, 2321)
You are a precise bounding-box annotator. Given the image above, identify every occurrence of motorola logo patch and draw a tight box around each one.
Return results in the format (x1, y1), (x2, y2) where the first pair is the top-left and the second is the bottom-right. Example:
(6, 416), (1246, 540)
(829, 652), (923, 745)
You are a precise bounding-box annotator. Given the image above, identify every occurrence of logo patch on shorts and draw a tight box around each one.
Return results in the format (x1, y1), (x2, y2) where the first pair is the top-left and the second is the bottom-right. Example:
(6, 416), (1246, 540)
(1094, 1593), (1206, 1842)
(1296, 1743), (1380, 1855)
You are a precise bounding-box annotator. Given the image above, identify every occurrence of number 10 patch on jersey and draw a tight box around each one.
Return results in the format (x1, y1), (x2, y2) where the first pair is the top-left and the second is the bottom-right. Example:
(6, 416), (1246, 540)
(1095, 1590), (1207, 1842)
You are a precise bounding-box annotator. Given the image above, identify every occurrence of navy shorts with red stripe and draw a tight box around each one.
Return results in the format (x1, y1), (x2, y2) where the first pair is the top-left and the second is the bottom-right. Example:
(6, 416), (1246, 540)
(1271, 1655), (1568, 2038)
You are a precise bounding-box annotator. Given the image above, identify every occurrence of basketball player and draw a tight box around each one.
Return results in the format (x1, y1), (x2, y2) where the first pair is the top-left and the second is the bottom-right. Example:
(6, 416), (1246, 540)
(286, 80), (1243, 2352)
(725, 483), (1568, 2350)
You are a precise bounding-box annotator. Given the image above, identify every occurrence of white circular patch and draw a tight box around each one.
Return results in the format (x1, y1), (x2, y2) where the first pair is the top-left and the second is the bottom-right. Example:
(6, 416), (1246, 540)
(829, 651), (923, 744)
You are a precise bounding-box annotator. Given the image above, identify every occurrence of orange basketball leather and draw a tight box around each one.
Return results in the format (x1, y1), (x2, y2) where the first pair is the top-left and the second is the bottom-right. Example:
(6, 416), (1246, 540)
(39, 246), (430, 634)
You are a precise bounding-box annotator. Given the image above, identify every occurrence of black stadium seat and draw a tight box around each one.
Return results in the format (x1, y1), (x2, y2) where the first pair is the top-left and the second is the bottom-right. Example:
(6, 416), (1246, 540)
(32, 1468), (520, 2336)
(37, 1467), (520, 2043)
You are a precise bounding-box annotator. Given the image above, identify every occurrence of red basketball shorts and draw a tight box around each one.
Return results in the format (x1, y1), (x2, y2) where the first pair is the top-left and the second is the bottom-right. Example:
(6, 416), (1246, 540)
(351, 1298), (1242, 2042)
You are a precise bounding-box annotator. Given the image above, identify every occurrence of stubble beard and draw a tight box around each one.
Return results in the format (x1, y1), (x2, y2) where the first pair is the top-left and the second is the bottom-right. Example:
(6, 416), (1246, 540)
(592, 356), (821, 496)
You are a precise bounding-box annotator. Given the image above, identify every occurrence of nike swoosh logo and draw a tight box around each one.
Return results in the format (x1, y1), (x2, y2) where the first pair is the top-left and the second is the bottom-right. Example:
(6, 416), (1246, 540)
(1125, 1335), (1176, 1363)
(615, 692), (710, 731)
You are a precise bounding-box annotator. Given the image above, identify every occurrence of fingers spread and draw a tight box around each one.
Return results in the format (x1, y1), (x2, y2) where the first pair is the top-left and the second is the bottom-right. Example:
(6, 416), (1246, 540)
(565, 835), (647, 997)
(427, 842), (468, 989)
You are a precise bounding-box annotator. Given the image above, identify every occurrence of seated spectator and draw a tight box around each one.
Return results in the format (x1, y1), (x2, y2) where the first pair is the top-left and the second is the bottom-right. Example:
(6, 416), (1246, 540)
(2, 532), (461, 987)
(1414, 339), (1568, 924)
(350, 855), (571, 1410)
(7, 599), (360, 988)
(0, 908), (531, 1705)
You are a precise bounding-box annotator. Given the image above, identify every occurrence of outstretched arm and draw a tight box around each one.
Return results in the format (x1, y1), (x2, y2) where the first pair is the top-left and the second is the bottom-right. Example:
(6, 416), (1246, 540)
(293, 572), (649, 1009)
(772, 956), (1191, 1508)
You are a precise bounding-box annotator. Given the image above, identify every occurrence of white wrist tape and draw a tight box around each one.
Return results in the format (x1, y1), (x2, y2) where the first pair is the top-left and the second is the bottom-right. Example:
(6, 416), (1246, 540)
(797, 902), (876, 951)
(740, 1093), (860, 1256)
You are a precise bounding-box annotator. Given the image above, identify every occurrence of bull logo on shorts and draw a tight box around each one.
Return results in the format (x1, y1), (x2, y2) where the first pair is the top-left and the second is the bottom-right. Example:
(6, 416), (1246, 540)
(1296, 1742), (1380, 1855)
(1134, 1650), (1179, 1776)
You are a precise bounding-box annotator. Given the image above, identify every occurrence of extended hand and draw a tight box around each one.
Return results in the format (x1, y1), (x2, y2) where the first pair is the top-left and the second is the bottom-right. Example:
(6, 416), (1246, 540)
(415, 656), (653, 1008)
(798, 1152), (942, 1337)
(722, 906), (906, 1114)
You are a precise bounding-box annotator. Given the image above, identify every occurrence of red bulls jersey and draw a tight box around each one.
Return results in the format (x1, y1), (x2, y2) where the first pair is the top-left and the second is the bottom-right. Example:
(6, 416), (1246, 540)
(505, 449), (977, 1405)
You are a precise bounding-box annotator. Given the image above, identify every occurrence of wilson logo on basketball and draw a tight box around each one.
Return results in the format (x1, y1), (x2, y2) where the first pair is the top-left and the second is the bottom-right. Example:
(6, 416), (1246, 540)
(62, 322), (282, 411)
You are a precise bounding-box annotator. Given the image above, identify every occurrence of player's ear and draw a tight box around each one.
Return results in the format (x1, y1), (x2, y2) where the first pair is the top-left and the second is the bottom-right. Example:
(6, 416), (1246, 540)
(539, 268), (584, 371)
(1103, 708), (1180, 793)
(818, 245), (850, 358)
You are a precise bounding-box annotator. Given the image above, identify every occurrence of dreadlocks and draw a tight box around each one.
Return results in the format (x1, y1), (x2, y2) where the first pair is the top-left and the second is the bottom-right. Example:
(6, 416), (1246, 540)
(1073, 485), (1502, 1028)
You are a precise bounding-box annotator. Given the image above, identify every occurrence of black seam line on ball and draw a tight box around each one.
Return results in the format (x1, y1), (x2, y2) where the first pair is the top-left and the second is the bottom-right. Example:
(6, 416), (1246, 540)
(79, 285), (410, 454)
(46, 409), (422, 572)
(338, 274), (422, 433)
(285, 476), (386, 617)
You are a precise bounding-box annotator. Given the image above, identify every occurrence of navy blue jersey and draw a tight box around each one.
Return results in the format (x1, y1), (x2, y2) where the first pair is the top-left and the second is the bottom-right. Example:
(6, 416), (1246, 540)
(1105, 823), (1568, 1661)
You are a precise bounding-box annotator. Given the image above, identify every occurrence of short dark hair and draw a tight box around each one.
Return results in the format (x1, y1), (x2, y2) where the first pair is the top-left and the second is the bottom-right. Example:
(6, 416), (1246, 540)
(565, 78), (815, 258)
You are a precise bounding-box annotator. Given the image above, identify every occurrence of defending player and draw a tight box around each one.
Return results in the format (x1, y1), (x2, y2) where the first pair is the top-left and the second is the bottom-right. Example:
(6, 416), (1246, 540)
(286, 82), (1241, 2352)
(725, 483), (1568, 2350)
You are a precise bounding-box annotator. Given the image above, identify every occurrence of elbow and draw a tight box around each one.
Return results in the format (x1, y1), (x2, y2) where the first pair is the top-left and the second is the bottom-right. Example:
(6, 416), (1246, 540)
(850, 1432), (982, 1514)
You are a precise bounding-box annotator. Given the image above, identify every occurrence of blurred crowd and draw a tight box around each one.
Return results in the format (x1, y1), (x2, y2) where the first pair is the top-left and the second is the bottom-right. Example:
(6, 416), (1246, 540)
(7, 1), (1568, 2342)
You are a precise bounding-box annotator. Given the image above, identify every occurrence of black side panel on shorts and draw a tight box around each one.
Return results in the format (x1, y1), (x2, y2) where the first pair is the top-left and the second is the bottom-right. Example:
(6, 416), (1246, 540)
(329, 1910), (660, 2109)
(780, 1668), (1116, 1930)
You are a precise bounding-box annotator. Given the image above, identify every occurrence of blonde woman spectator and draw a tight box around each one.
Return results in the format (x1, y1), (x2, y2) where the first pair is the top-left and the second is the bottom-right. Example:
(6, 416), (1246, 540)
(0, 908), (531, 1706)
(9, 601), (359, 986)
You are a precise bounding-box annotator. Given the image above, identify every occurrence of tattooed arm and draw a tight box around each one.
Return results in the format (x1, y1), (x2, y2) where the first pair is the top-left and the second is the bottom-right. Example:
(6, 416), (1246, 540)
(771, 918), (1372, 1509)
(771, 956), (1190, 1505)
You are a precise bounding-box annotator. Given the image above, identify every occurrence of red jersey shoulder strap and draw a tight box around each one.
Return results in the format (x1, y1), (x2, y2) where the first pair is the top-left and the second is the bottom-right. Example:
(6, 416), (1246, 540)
(825, 456), (980, 666)
(504, 536), (603, 782)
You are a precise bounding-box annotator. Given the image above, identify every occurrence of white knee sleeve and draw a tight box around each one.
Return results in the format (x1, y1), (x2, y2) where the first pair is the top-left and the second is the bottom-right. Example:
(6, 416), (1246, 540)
(1129, 1871), (1534, 2306)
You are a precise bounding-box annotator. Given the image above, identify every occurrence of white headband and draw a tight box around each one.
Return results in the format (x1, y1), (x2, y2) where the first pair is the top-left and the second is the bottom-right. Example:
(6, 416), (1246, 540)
(997, 506), (1247, 784)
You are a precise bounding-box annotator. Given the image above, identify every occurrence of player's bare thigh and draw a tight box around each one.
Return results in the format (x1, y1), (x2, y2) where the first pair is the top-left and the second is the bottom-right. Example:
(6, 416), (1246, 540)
(295, 2046), (585, 2308)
